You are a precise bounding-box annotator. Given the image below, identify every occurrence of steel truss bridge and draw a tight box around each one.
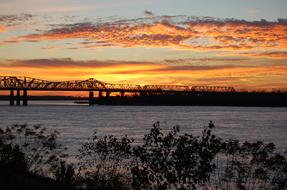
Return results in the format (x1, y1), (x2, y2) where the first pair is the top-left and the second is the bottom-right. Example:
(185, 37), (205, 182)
(0, 76), (235, 106)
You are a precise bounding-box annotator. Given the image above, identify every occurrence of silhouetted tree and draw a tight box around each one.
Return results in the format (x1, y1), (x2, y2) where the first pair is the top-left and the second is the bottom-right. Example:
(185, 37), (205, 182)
(0, 139), (27, 173)
(0, 124), (68, 176)
(0, 124), (75, 189)
(52, 160), (75, 187)
(210, 139), (287, 190)
(78, 131), (133, 189)
(131, 121), (222, 190)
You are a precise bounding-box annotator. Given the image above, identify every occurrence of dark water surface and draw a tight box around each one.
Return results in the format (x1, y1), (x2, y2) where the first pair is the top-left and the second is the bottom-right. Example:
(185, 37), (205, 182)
(0, 101), (286, 153)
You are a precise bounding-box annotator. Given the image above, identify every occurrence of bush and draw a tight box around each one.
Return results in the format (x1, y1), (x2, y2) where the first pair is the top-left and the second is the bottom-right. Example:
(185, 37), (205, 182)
(0, 141), (27, 173)
(210, 140), (287, 190)
(0, 124), (75, 189)
(131, 121), (221, 190)
(1, 122), (286, 190)
(0, 124), (68, 176)
(78, 121), (222, 190)
(78, 132), (133, 189)
(78, 121), (287, 190)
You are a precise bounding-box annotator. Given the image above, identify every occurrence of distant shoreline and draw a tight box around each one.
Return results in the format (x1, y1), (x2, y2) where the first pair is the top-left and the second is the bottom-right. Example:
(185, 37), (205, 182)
(1, 91), (286, 107)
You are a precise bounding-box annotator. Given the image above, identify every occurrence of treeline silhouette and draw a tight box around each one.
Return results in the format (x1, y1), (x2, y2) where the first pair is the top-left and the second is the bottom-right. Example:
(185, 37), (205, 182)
(97, 92), (287, 107)
(0, 123), (286, 190)
(0, 95), (83, 101)
(1, 91), (286, 107)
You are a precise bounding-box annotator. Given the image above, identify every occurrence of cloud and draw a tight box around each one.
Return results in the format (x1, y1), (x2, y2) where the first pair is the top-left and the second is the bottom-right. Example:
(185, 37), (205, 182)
(1, 57), (251, 71)
(144, 10), (154, 17)
(0, 26), (5, 32)
(2, 58), (161, 69)
(0, 13), (34, 34)
(12, 15), (286, 51)
(0, 13), (33, 26)
(163, 57), (247, 65)
(240, 51), (287, 59)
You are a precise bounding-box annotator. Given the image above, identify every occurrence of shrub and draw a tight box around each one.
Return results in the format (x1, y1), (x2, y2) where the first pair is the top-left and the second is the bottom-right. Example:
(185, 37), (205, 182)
(1, 122), (286, 190)
(210, 139), (287, 190)
(78, 131), (133, 189)
(0, 124), (75, 189)
(0, 124), (73, 179)
(78, 121), (222, 190)
(131, 121), (222, 190)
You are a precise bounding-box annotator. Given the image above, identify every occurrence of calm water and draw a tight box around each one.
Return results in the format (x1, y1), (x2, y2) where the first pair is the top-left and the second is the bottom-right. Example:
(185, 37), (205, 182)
(0, 101), (286, 153)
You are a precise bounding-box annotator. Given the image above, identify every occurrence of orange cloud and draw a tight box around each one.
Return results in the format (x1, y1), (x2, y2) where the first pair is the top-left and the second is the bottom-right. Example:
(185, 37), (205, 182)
(0, 26), (5, 32)
(240, 51), (287, 59)
(15, 16), (287, 51)
(0, 14), (34, 35)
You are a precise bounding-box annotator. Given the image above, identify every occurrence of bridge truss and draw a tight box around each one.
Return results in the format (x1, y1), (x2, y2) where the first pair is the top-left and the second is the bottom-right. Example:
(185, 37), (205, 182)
(0, 76), (235, 93)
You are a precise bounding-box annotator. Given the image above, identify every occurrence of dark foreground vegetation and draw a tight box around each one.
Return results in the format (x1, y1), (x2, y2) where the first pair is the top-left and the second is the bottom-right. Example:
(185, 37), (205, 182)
(0, 122), (286, 190)
(97, 92), (287, 107)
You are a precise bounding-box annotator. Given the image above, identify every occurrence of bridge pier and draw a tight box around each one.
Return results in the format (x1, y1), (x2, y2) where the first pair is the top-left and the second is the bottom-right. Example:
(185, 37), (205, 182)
(140, 91), (147, 97)
(10, 90), (14, 106)
(16, 89), (21, 106)
(120, 91), (124, 97)
(89, 91), (94, 106)
(106, 91), (110, 98)
(23, 89), (28, 106)
(9, 89), (27, 106)
(98, 90), (103, 99)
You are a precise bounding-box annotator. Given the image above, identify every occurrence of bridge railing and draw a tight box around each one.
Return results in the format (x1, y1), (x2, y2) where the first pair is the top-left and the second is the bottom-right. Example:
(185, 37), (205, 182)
(142, 85), (190, 92)
(191, 86), (235, 92)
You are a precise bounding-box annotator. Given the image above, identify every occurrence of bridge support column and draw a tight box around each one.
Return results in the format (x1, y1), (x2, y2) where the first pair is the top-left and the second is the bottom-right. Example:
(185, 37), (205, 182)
(89, 91), (94, 106)
(23, 89), (28, 106)
(140, 91), (147, 97)
(120, 91), (124, 97)
(16, 89), (21, 106)
(98, 90), (103, 99)
(9, 90), (14, 106)
(106, 91), (110, 98)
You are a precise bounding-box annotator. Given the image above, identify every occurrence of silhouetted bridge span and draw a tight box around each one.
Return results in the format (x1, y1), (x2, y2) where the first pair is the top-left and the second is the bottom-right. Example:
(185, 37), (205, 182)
(0, 76), (235, 106)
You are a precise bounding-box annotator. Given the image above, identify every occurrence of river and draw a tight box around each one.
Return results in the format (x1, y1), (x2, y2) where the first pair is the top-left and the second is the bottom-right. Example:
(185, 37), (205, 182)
(0, 101), (286, 153)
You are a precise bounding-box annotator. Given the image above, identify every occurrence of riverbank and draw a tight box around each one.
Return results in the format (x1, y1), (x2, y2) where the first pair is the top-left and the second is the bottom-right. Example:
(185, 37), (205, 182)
(95, 92), (287, 107)
(1, 91), (286, 107)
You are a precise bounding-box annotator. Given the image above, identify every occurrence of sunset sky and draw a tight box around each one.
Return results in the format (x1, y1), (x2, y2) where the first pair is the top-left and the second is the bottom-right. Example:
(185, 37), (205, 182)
(1, 0), (287, 91)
